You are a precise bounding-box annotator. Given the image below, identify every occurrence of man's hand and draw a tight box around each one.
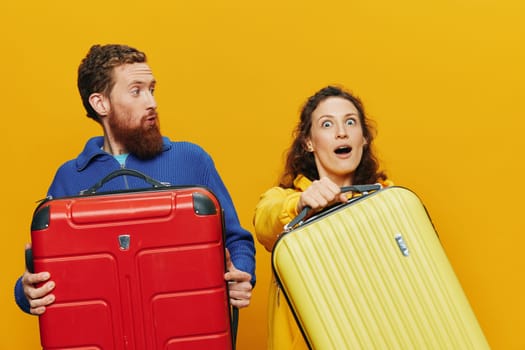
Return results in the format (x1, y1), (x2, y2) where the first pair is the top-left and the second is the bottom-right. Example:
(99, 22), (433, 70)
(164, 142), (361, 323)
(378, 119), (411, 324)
(224, 249), (252, 309)
(22, 243), (55, 315)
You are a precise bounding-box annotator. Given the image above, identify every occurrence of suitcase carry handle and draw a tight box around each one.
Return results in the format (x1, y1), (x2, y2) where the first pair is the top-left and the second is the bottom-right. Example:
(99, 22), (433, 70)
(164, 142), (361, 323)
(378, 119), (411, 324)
(25, 247), (34, 273)
(231, 306), (239, 350)
(80, 169), (168, 195)
(284, 184), (382, 232)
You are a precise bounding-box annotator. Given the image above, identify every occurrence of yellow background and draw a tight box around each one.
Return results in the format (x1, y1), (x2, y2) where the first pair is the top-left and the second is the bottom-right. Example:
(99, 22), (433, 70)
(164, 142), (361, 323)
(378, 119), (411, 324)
(1, 0), (523, 349)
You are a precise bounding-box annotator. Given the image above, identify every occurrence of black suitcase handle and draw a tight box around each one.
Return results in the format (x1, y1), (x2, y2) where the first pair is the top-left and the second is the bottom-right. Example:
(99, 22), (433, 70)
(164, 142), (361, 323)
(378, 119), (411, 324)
(25, 247), (34, 273)
(283, 184), (382, 232)
(231, 306), (239, 350)
(80, 169), (168, 195)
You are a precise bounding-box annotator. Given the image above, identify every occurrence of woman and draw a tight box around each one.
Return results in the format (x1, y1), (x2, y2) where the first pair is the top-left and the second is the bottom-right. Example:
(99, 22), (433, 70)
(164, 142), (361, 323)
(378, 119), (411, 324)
(253, 85), (392, 349)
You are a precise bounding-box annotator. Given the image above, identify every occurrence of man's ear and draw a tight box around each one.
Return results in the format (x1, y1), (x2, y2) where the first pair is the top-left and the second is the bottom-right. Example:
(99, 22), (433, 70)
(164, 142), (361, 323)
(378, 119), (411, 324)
(89, 93), (110, 117)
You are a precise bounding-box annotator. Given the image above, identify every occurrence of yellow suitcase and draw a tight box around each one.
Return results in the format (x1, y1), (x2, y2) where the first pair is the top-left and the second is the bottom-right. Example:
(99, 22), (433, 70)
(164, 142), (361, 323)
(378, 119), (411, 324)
(272, 186), (489, 349)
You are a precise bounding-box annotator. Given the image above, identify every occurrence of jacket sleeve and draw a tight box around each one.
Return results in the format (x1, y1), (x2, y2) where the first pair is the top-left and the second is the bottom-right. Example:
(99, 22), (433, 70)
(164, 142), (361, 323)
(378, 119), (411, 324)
(253, 187), (302, 252)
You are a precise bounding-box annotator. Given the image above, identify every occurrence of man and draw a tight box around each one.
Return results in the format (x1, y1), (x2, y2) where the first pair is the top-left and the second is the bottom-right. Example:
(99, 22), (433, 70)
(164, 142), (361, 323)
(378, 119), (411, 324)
(14, 44), (255, 315)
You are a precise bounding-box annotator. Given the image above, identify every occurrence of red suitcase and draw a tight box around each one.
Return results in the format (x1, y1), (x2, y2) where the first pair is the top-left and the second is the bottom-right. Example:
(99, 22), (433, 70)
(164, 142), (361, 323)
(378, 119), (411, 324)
(27, 169), (235, 350)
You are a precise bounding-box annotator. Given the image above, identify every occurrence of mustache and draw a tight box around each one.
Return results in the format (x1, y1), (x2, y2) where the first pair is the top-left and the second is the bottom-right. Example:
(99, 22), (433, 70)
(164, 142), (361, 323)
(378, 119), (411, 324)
(144, 111), (158, 120)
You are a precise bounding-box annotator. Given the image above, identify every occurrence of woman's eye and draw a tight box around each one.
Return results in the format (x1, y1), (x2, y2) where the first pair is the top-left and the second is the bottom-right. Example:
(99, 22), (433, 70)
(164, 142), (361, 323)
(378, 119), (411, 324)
(346, 118), (356, 126)
(322, 120), (333, 128)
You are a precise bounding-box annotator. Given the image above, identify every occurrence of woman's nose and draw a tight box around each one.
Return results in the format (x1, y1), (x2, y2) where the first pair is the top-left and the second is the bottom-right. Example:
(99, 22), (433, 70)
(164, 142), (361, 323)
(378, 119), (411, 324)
(336, 124), (348, 138)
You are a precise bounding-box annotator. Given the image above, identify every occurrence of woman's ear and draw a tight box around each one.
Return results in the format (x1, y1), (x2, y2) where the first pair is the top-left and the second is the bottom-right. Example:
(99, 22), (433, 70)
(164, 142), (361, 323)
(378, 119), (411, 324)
(89, 93), (110, 117)
(305, 140), (314, 152)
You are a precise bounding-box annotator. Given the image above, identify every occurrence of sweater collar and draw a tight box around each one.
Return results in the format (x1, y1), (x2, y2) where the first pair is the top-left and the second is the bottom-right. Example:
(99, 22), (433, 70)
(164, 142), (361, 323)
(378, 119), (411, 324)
(75, 136), (172, 171)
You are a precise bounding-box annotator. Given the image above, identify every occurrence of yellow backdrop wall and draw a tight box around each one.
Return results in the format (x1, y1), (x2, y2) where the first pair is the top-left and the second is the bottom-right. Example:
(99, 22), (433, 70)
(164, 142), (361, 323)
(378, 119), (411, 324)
(1, 0), (523, 349)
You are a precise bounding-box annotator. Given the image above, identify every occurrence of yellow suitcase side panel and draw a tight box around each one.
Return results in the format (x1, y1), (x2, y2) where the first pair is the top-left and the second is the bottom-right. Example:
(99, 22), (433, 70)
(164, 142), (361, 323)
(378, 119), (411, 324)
(272, 187), (489, 350)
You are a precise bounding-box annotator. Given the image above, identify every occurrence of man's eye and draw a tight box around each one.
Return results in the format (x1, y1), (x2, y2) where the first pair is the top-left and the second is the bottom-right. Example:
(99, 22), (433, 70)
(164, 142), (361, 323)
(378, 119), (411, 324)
(131, 88), (140, 96)
(150, 87), (155, 95)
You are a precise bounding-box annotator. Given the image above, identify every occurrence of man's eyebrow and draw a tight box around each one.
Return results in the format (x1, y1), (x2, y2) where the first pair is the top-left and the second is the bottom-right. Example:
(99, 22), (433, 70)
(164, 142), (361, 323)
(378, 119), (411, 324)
(128, 79), (156, 86)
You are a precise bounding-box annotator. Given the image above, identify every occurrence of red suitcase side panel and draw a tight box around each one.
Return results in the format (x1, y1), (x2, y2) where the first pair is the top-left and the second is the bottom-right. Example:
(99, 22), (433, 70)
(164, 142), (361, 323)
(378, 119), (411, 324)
(30, 187), (232, 350)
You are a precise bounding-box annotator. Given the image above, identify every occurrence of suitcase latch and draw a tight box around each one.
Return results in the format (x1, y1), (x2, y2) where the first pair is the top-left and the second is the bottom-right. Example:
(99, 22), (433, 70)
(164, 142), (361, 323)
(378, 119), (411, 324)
(394, 233), (410, 257)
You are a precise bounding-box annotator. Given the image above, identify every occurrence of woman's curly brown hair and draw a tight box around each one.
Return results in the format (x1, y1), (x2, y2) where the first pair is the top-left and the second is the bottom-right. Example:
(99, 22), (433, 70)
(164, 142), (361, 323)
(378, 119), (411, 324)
(279, 85), (386, 188)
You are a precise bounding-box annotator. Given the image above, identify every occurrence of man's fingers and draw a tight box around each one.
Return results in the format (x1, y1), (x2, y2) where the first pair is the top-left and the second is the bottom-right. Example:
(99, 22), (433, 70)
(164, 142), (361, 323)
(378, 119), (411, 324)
(25, 281), (55, 300)
(23, 270), (55, 305)
(229, 298), (250, 309)
(227, 278), (252, 309)
(29, 289), (56, 315)
(30, 306), (47, 316)
(225, 270), (251, 283)
(228, 284), (252, 309)
(29, 292), (55, 308)
(25, 271), (51, 285)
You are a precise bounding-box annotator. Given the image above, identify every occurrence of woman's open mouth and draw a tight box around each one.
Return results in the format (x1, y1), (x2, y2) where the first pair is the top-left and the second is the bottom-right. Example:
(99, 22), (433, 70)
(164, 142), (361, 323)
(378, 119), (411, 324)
(334, 146), (352, 155)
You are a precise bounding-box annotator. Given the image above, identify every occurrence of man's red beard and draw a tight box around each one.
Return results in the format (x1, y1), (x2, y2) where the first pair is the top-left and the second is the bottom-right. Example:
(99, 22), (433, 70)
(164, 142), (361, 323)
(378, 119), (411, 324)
(108, 112), (163, 160)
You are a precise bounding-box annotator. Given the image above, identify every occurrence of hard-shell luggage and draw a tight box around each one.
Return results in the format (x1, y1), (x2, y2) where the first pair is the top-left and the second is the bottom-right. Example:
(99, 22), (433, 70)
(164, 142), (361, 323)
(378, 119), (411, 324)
(272, 185), (489, 350)
(27, 169), (235, 350)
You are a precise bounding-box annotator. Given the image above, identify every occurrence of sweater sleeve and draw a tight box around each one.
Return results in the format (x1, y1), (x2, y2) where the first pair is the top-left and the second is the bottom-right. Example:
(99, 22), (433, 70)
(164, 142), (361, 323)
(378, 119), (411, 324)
(197, 150), (256, 286)
(14, 276), (31, 314)
(253, 186), (302, 252)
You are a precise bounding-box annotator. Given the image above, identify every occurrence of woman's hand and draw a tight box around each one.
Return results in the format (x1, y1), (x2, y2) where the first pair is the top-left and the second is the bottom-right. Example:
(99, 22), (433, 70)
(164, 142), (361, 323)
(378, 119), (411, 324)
(297, 177), (348, 213)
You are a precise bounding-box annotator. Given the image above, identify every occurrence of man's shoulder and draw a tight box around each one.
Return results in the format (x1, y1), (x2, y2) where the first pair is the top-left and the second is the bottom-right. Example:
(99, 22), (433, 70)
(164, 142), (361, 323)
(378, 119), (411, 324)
(166, 140), (210, 158)
(54, 158), (79, 176)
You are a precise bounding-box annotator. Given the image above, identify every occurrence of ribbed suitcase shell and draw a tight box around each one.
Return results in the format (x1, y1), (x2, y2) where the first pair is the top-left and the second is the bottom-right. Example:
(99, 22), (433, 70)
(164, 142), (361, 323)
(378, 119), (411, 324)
(30, 186), (233, 350)
(272, 186), (489, 350)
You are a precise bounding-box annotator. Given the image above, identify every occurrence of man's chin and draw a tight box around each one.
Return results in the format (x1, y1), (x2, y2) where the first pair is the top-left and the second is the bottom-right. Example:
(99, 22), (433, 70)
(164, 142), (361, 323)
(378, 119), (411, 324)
(124, 128), (163, 160)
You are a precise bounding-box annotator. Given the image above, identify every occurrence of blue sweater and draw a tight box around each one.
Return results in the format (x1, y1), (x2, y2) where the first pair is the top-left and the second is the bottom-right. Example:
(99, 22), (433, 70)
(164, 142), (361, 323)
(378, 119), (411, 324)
(15, 136), (256, 313)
